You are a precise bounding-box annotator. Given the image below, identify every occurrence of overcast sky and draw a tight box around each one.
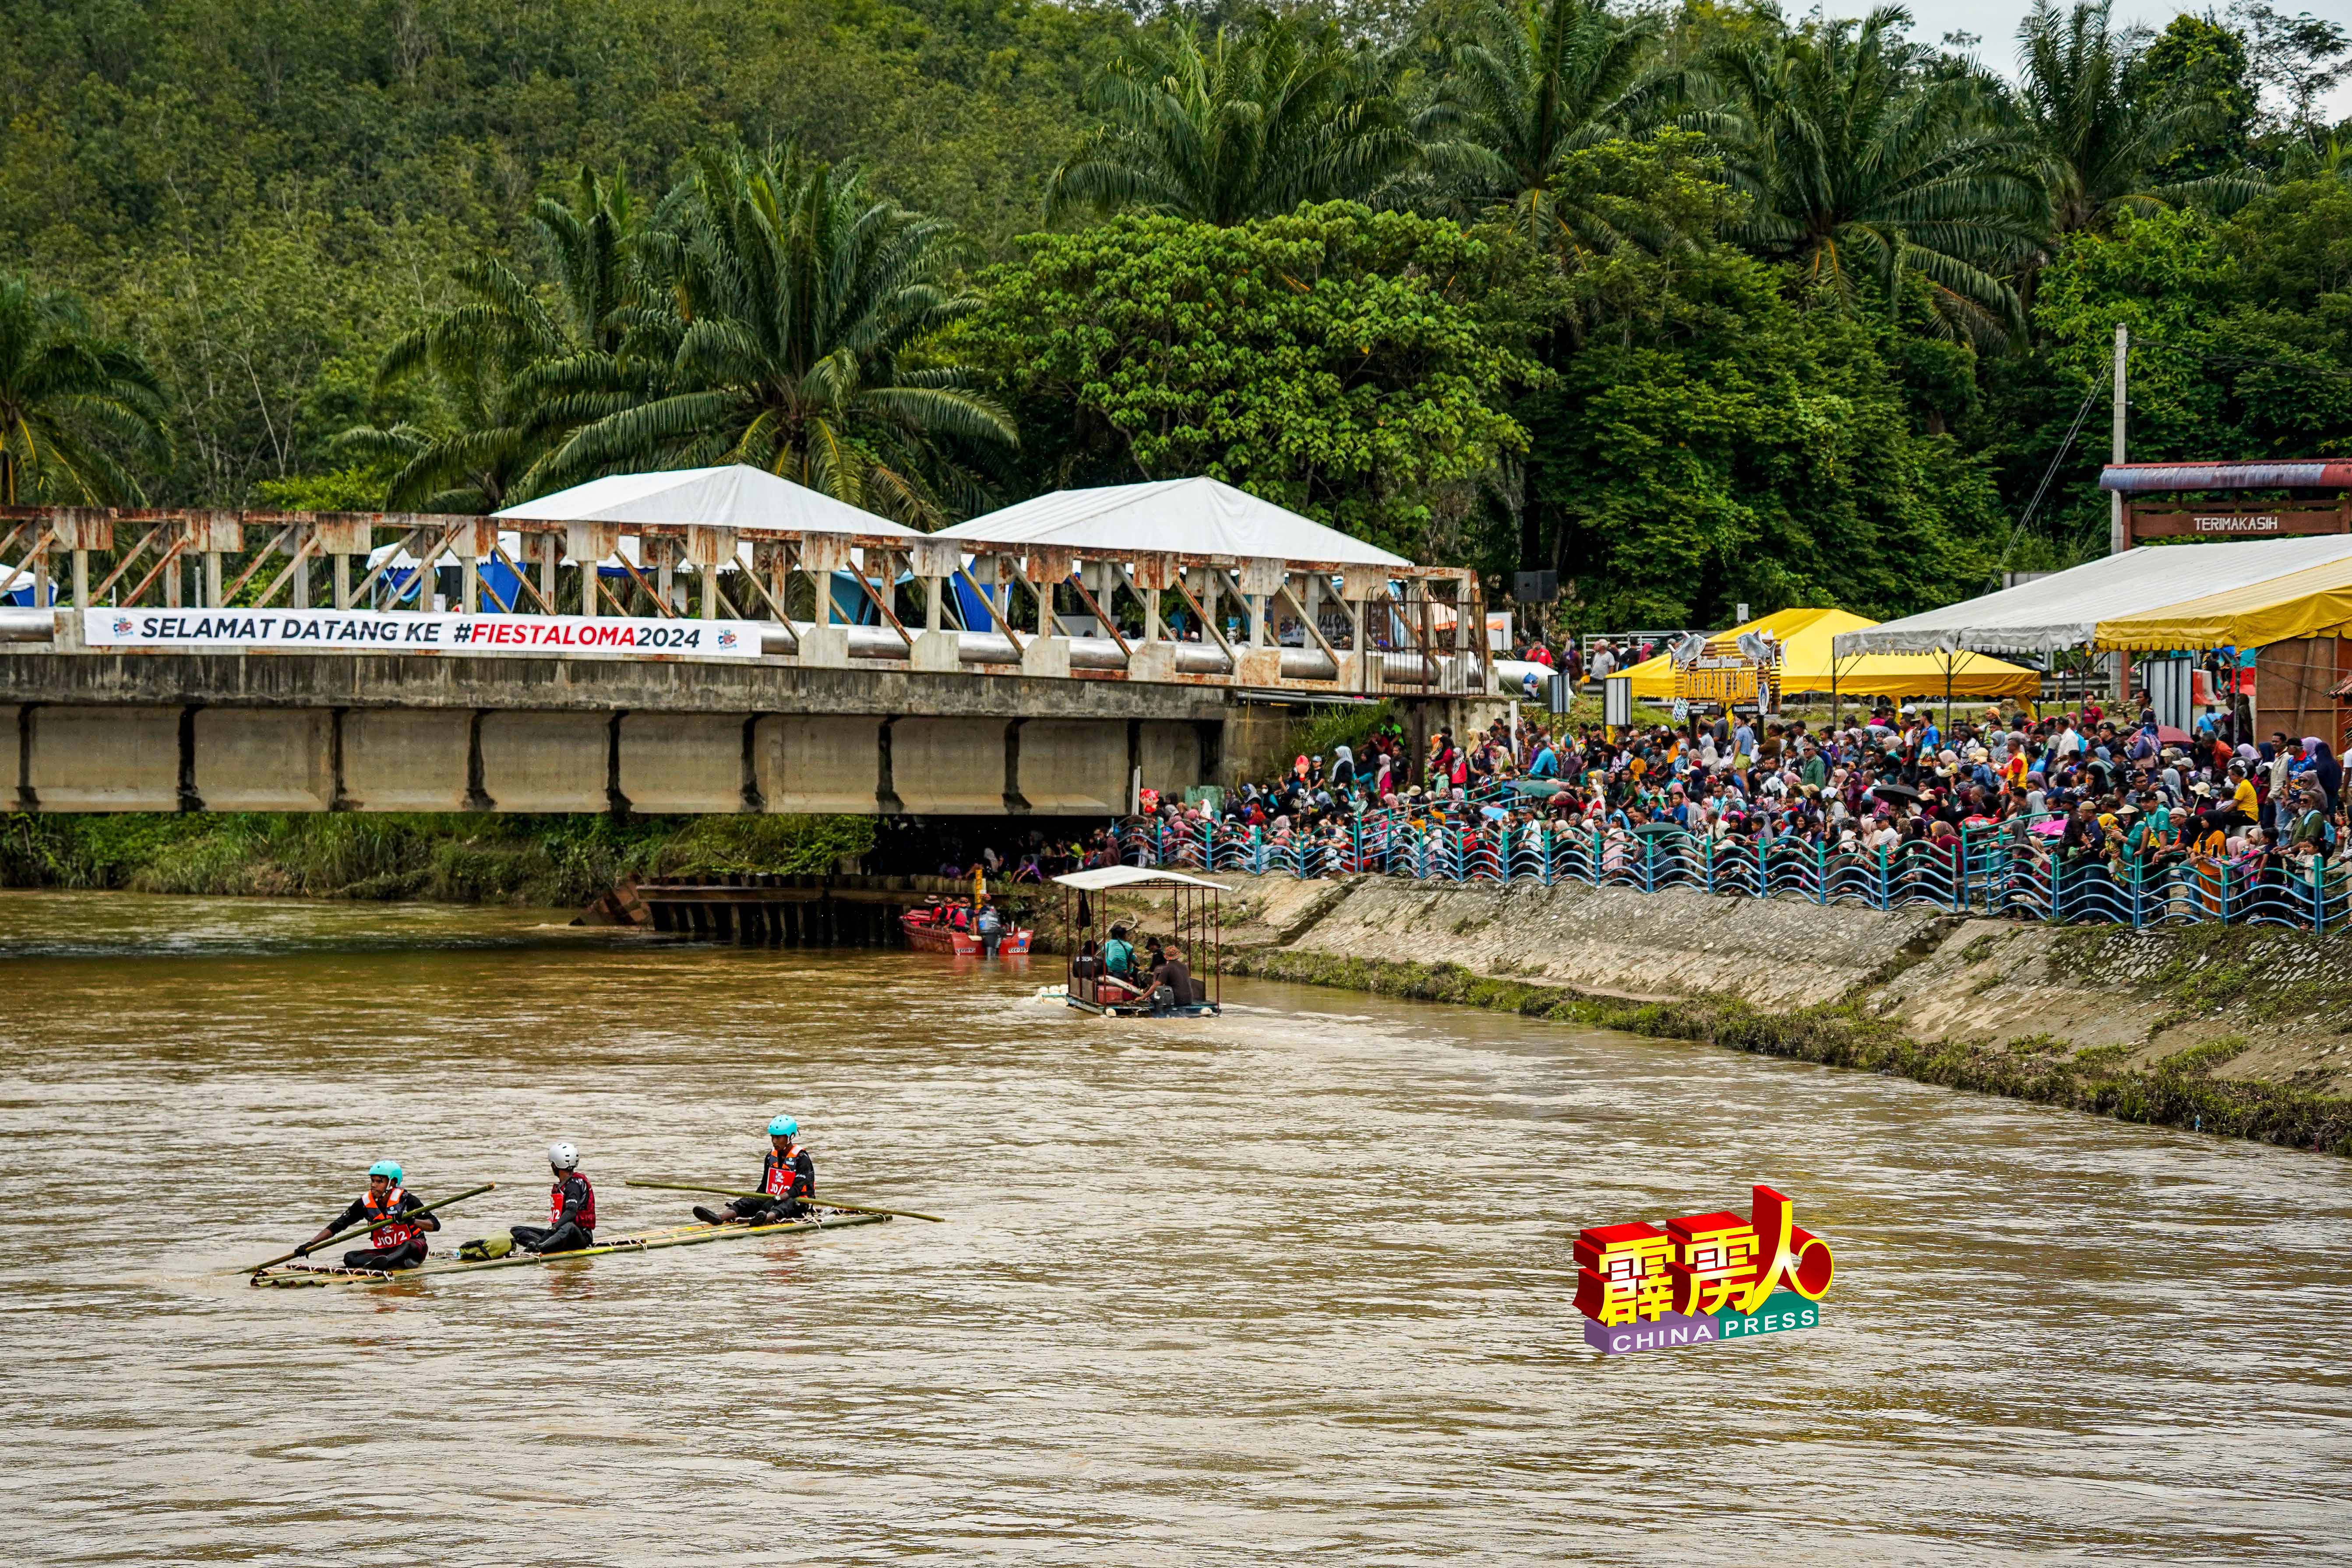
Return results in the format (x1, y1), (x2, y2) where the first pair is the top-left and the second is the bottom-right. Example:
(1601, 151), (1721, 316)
(1840, 0), (2352, 121)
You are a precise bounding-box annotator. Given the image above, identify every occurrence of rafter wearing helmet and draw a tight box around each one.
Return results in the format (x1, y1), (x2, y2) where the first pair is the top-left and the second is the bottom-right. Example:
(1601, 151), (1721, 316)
(298, 1159), (440, 1271)
(509, 1142), (596, 1255)
(693, 1116), (816, 1227)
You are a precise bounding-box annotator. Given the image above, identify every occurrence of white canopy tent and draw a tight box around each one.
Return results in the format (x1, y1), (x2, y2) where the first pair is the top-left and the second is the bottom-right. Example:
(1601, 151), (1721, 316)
(1833, 536), (2352, 658)
(368, 465), (918, 607)
(938, 477), (1409, 567)
(495, 464), (920, 539)
(1052, 866), (1231, 892)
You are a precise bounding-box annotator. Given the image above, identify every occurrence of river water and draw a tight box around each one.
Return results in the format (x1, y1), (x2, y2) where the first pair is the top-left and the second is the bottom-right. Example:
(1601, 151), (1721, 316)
(2, 891), (2347, 1564)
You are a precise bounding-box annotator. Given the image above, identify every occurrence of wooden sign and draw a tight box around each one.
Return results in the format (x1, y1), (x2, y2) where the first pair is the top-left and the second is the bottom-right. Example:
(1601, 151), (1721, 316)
(2127, 504), (2348, 543)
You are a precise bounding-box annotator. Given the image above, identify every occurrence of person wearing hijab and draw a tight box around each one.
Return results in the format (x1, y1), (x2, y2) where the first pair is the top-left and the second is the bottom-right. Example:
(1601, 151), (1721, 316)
(1331, 745), (1356, 790)
(2313, 740), (2343, 814)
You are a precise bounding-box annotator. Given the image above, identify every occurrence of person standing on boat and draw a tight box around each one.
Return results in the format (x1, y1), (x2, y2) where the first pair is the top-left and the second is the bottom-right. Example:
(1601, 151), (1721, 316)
(509, 1142), (595, 1254)
(298, 1159), (438, 1271)
(977, 901), (1004, 958)
(695, 1117), (815, 1225)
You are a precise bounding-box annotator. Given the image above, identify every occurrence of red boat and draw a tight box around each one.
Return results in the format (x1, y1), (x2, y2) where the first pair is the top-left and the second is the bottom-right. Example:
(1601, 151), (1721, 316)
(901, 905), (1032, 955)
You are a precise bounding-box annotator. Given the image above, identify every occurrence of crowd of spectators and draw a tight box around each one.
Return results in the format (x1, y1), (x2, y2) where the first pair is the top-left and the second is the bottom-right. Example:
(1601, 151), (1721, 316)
(1507, 633), (1683, 690)
(920, 831), (1125, 883)
(1134, 692), (2352, 922)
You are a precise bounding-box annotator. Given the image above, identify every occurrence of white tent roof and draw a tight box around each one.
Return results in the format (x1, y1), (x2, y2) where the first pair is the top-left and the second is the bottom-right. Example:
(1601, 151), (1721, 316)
(938, 477), (1410, 567)
(496, 465), (919, 537)
(1053, 866), (1230, 892)
(1834, 537), (2352, 657)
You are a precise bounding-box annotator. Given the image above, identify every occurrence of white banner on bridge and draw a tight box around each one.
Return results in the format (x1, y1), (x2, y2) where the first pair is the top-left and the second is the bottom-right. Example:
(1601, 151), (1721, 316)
(83, 608), (768, 661)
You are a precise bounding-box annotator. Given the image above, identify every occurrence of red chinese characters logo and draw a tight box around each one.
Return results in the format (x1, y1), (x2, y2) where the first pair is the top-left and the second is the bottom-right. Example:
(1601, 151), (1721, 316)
(1575, 1184), (1835, 1327)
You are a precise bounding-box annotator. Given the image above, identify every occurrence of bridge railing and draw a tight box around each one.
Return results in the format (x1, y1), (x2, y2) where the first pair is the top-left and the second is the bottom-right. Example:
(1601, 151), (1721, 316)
(0, 504), (1493, 697)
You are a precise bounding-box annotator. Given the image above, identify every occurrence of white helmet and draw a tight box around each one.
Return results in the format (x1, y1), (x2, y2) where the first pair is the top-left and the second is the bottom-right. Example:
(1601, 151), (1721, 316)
(548, 1141), (579, 1170)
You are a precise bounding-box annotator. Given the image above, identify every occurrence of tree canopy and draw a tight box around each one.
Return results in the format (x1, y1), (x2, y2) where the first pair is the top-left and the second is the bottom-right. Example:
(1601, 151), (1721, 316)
(6, 0), (2352, 631)
(1046, 13), (1421, 226)
(966, 203), (1543, 557)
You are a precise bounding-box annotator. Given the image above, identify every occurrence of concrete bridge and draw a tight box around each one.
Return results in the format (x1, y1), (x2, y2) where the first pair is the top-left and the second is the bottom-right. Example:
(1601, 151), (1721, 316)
(0, 505), (1495, 814)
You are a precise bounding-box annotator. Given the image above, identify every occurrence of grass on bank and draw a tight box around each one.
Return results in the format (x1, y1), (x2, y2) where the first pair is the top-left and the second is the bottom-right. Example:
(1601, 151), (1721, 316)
(0, 813), (878, 907)
(1225, 947), (2352, 1157)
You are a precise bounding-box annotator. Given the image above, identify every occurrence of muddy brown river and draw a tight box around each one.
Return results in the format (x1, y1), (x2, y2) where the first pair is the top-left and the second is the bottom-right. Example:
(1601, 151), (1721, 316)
(2, 891), (2347, 1564)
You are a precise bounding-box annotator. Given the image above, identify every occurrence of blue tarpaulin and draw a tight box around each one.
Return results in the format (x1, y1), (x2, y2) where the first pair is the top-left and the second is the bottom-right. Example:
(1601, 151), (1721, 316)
(950, 573), (994, 633)
(831, 570), (876, 626)
(477, 557), (526, 610)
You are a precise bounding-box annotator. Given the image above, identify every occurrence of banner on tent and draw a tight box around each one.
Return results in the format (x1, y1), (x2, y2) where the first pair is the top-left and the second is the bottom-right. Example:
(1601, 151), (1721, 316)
(83, 609), (768, 661)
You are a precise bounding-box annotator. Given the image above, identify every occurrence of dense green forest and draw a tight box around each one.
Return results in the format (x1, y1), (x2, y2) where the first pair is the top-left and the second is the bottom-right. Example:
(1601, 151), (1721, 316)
(5, 0), (2351, 628)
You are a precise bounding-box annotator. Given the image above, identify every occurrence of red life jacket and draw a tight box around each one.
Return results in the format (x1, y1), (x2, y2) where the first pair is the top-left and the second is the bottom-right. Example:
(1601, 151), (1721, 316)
(550, 1173), (596, 1230)
(363, 1185), (423, 1251)
(761, 1148), (810, 1199)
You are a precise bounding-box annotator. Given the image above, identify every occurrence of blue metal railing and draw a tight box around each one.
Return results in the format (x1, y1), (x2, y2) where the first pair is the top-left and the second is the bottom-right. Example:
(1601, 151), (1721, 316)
(1120, 802), (2352, 933)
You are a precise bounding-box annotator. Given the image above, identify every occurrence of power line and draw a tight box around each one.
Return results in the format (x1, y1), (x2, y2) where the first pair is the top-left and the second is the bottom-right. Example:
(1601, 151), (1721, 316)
(2132, 338), (2352, 384)
(1996, 383), (2102, 579)
(1991, 337), (2352, 579)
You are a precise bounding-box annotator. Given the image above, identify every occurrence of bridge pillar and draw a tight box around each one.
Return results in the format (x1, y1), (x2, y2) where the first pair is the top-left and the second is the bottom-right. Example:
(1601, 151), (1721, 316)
(21, 705), (182, 810)
(1014, 720), (1128, 813)
(568, 523), (621, 617)
(688, 528), (734, 621)
(1019, 637), (1071, 680)
(796, 624), (850, 667)
(1139, 721), (1205, 800)
(1234, 648), (1282, 686)
(619, 713), (751, 814)
(754, 715), (884, 813)
(477, 712), (611, 812)
(192, 709), (334, 810)
(341, 711), (471, 810)
(891, 718), (1016, 813)
(911, 630), (961, 673)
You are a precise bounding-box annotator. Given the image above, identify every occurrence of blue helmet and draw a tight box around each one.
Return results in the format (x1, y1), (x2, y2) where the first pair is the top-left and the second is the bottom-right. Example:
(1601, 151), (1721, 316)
(368, 1159), (403, 1183)
(768, 1116), (797, 1138)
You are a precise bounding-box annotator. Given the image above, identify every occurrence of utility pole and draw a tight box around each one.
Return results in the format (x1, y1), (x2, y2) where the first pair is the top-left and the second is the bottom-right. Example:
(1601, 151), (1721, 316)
(2109, 323), (2128, 555)
(2109, 322), (2129, 705)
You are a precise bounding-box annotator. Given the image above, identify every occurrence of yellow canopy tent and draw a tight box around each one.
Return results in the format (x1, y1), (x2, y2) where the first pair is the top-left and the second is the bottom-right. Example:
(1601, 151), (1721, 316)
(1619, 607), (2041, 700)
(2093, 556), (2352, 650)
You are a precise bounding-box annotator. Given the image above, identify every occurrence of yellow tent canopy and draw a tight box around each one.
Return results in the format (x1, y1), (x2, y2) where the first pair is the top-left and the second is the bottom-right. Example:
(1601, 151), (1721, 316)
(1619, 607), (2041, 701)
(2093, 556), (2352, 651)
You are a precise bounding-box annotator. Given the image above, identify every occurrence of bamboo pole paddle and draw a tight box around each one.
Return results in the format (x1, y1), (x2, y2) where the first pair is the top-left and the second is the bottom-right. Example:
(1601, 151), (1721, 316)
(240, 1183), (498, 1275)
(625, 1178), (943, 1223)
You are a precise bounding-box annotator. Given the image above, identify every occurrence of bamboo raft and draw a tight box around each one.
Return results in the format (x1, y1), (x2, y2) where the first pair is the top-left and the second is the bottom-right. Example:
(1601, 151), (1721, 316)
(250, 1209), (889, 1287)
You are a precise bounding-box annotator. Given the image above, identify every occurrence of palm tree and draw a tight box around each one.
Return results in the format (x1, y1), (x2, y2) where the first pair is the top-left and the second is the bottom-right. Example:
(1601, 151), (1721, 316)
(2280, 130), (2352, 183)
(354, 167), (642, 512)
(2016, 0), (2260, 236)
(1427, 0), (1673, 251)
(0, 275), (169, 506)
(548, 147), (1014, 524)
(1047, 11), (1421, 226)
(1703, 5), (2044, 336)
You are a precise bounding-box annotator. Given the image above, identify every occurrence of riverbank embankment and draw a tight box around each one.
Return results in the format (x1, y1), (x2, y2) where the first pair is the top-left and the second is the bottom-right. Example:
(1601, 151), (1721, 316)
(1186, 874), (2352, 1155)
